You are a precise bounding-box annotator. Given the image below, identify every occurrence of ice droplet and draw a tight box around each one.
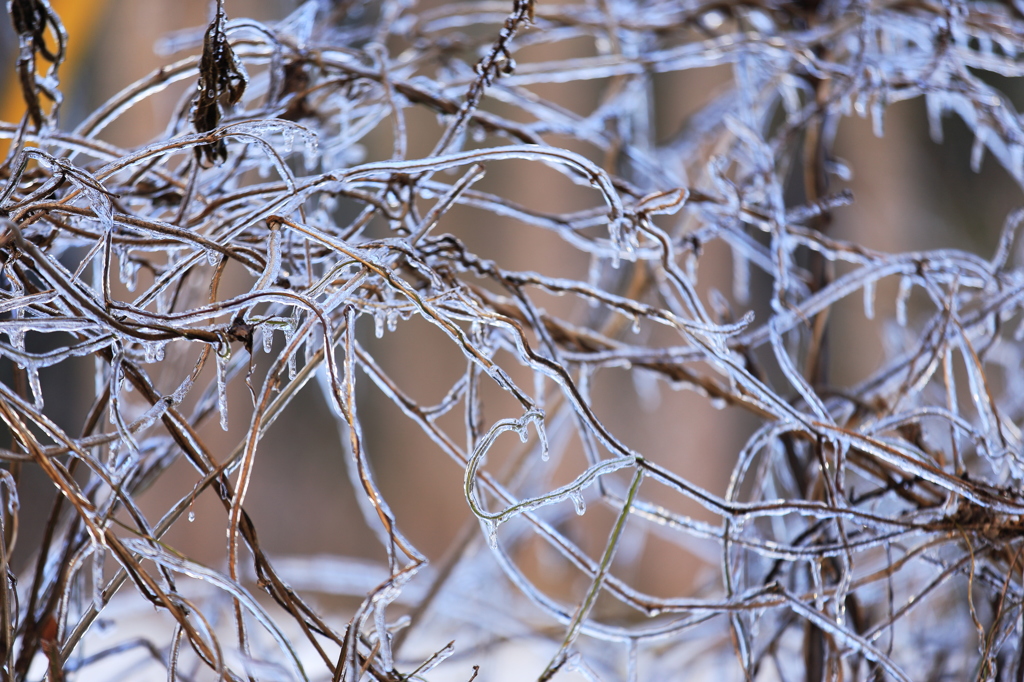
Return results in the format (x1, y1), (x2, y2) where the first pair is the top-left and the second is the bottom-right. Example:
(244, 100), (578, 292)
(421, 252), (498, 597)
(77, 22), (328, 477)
(827, 158), (852, 181)
(188, 509), (196, 523)
(570, 490), (586, 516)
(703, 10), (725, 29)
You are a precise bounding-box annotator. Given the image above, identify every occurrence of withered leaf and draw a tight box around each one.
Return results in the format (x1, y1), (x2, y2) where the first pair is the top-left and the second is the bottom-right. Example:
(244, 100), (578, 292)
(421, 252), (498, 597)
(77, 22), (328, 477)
(190, 2), (247, 164)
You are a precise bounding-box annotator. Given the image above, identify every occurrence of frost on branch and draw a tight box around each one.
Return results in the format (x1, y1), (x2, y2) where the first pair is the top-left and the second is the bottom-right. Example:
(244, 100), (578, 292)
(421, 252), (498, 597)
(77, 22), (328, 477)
(0, 0), (1024, 679)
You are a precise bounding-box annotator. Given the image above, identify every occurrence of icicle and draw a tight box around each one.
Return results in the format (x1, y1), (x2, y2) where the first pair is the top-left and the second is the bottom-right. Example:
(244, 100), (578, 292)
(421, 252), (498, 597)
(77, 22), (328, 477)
(6, 329), (24, 354)
(570, 490), (586, 516)
(779, 75), (801, 123)
(610, 217), (632, 260)
(373, 602), (395, 670)
(971, 133), (986, 173)
(286, 312), (300, 379)
(995, 35), (1016, 60)
(216, 346), (230, 431)
(93, 546), (106, 613)
(977, 34), (993, 57)
(188, 509), (195, 522)
(632, 367), (661, 412)
(534, 371), (547, 421)
(870, 97), (885, 138)
(386, 308), (398, 333)
(536, 417), (549, 462)
(853, 90), (868, 118)
(838, 93), (852, 117)
(26, 364), (43, 410)
(83, 186), (115, 233)
(586, 258), (603, 307)
(108, 358), (124, 425)
(685, 252), (698, 285)
(516, 420), (530, 443)
(863, 279), (876, 320)
(261, 325), (274, 353)
(258, 155), (273, 178)
(143, 340), (166, 363)
(374, 309), (385, 338)
(113, 445), (140, 480)
(896, 276), (912, 327)
(277, 0), (319, 46)
(627, 640), (639, 682)
(484, 520), (498, 549)
(732, 250), (750, 304)
(256, 225), (283, 291)
(303, 135), (319, 171)
(1011, 144), (1024, 182)
(118, 248), (139, 292)
(305, 331), (320, 366)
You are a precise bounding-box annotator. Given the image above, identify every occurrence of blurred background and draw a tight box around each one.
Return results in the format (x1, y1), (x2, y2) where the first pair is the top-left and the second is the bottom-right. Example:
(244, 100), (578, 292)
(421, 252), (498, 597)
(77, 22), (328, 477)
(1, 0), (1022, 601)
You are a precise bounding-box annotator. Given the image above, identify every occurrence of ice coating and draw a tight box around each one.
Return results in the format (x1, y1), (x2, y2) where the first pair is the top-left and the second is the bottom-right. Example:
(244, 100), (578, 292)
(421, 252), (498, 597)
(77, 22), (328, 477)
(1, 0), (1024, 679)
